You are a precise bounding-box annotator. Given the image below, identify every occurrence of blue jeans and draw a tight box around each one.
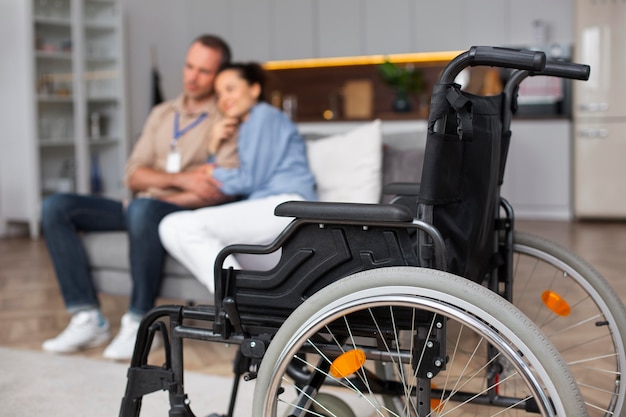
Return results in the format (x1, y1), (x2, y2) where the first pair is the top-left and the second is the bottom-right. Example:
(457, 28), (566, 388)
(41, 193), (186, 316)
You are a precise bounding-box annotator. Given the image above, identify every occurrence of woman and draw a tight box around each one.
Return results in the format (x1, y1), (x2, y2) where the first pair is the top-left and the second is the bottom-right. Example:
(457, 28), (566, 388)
(158, 62), (317, 291)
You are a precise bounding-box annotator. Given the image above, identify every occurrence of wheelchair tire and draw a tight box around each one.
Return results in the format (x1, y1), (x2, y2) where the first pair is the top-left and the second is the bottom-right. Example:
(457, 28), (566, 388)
(252, 266), (587, 417)
(305, 392), (356, 417)
(512, 231), (626, 417)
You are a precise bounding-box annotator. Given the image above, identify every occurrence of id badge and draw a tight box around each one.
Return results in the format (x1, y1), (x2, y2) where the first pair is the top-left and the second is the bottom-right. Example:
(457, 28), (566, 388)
(166, 151), (182, 173)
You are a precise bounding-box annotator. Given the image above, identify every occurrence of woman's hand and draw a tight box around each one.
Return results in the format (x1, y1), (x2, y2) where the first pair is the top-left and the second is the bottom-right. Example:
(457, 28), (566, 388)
(190, 163), (217, 179)
(208, 117), (238, 154)
(159, 188), (233, 208)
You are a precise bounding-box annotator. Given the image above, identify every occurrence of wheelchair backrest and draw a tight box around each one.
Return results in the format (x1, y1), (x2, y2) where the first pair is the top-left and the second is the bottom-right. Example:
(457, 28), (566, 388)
(418, 83), (504, 283)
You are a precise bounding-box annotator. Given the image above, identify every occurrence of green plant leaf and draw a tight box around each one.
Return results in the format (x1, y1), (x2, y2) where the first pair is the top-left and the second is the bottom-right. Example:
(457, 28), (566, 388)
(378, 60), (424, 94)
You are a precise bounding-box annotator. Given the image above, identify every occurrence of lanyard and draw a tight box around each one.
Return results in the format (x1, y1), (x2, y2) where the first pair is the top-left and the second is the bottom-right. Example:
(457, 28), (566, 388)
(171, 112), (207, 149)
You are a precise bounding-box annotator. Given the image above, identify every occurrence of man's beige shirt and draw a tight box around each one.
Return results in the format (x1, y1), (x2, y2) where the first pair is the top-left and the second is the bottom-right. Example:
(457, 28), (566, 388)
(124, 94), (238, 196)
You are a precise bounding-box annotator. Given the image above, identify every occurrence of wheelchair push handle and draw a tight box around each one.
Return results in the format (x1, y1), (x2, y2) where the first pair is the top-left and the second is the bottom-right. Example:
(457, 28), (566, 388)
(502, 60), (590, 131)
(439, 46), (546, 84)
(534, 60), (590, 81)
(505, 61), (591, 100)
(469, 46), (546, 71)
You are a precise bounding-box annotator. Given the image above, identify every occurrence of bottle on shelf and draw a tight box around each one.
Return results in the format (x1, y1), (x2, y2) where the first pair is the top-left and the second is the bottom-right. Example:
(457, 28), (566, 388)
(37, 72), (54, 95)
(90, 153), (102, 194)
(57, 158), (75, 193)
(90, 112), (101, 139)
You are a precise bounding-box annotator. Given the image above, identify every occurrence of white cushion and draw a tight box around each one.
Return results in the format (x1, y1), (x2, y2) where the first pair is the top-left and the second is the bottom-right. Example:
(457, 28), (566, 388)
(305, 120), (382, 203)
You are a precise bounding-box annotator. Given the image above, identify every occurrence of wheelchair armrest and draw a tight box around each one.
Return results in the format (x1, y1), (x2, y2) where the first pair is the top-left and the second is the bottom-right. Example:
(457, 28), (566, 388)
(383, 182), (420, 196)
(275, 201), (414, 223)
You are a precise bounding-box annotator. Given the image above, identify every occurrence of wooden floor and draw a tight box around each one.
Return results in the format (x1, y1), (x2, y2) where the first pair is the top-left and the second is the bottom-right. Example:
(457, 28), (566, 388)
(0, 231), (239, 376)
(1, 219), (626, 378)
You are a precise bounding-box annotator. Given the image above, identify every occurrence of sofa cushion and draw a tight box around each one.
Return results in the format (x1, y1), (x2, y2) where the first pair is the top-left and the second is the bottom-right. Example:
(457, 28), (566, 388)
(83, 231), (281, 277)
(380, 145), (424, 205)
(305, 120), (382, 203)
(82, 231), (192, 276)
(382, 145), (424, 185)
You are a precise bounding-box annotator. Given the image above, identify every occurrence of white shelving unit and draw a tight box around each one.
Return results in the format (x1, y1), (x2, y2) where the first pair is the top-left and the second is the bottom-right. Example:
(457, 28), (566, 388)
(0, 0), (128, 238)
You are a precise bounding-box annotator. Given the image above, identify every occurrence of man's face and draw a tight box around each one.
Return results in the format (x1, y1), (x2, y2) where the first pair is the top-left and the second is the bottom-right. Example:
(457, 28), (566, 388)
(183, 42), (223, 102)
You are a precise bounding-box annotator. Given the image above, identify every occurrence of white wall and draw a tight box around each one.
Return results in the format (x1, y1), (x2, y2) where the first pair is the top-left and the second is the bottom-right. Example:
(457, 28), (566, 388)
(121, 0), (188, 144)
(120, 0), (574, 144)
(0, 0), (39, 236)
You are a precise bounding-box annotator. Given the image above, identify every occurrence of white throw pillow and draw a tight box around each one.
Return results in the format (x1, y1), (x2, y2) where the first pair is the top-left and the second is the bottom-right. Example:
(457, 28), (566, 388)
(305, 120), (382, 203)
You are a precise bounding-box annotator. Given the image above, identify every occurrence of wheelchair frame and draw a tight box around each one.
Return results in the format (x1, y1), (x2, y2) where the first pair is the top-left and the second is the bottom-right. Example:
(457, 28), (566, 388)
(117, 47), (612, 417)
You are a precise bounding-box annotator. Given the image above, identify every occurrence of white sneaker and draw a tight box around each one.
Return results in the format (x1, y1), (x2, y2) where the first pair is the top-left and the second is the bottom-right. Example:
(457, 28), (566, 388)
(103, 313), (142, 361)
(42, 310), (110, 353)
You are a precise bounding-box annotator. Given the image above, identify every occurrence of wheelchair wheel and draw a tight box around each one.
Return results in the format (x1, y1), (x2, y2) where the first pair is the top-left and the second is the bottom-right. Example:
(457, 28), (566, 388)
(252, 266), (587, 417)
(512, 231), (626, 417)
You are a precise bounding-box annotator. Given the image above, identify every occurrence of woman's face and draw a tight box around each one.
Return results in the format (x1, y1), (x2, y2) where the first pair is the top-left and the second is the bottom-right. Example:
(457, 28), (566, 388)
(215, 69), (261, 120)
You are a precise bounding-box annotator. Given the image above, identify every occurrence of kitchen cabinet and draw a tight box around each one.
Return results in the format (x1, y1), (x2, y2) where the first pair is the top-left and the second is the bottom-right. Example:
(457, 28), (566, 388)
(574, 0), (626, 119)
(509, 0), (574, 46)
(574, 122), (626, 218)
(464, 0), (509, 47)
(272, 0), (316, 60)
(501, 120), (572, 220)
(412, 0), (466, 53)
(317, 0), (362, 57)
(121, 1), (575, 77)
(185, 0), (229, 42)
(187, 0), (273, 62)
(0, 0), (128, 238)
(229, 0), (272, 62)
(410, 0), (572, 54)
(363, 0), (412, 55)
(573, 0), (626, 218)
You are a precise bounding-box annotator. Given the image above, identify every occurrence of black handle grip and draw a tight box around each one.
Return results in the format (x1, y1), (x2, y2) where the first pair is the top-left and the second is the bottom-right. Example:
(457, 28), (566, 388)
(533, 60), (591, 81)
(469, 46), (546, 71)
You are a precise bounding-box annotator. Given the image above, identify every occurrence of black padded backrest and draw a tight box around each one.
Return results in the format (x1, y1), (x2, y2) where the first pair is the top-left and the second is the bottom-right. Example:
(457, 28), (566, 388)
(418, 83), (503, 282)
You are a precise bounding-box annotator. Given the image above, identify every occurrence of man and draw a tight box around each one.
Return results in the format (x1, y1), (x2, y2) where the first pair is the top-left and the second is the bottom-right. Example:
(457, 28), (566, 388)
(41, 34), (233, 360)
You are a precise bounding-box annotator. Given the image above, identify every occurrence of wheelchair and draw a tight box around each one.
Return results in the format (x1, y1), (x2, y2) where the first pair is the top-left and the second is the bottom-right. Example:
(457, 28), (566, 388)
(118, 47), (625, 417)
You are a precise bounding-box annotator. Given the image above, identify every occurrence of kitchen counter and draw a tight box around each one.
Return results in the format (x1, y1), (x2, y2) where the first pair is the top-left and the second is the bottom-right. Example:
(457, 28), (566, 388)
(298, 119), (428, 150)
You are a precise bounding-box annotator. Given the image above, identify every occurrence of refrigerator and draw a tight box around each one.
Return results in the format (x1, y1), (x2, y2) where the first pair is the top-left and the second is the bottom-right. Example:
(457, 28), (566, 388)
(574, 0), (626, 218)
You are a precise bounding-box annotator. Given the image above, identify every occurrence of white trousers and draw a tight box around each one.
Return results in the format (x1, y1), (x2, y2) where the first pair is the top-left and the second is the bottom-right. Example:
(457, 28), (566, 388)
(159, 194), (302, 292)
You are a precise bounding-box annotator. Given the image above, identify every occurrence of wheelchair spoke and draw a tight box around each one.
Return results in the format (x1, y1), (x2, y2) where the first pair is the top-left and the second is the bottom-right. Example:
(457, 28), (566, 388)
(512, 232), (626, 417)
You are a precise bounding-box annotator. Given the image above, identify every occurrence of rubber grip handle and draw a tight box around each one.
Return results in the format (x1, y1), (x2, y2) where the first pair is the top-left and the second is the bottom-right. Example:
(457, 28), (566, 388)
(468, 46), (546, 71)
(537, 61), (591, 80)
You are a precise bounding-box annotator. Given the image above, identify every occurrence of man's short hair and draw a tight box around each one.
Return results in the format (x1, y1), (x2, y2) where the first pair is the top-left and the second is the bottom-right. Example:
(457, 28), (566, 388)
(192, 34), (232, 67)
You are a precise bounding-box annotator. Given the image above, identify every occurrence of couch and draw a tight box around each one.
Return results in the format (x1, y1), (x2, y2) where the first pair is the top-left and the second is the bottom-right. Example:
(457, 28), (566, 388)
(83, 120), (426, 304)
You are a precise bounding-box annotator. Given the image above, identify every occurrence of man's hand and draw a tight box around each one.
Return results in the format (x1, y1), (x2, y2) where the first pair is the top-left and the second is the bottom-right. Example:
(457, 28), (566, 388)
(128, 165), (223, 202)
(159, 187), (233, 209)
(174, 166), (221, 201)
(151, 166), (230, 208)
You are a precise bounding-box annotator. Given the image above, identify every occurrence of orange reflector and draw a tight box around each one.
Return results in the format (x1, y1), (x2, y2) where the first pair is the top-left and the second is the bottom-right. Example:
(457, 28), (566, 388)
(431, 383), (443, 411)
(541, 290), (571, 316)
(329, 349), (366, 378)
(432, 398), (443, 412)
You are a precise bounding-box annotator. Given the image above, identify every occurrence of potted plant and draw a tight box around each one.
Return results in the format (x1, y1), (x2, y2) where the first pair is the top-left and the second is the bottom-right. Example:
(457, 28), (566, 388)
(378, 60), (424, 112)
